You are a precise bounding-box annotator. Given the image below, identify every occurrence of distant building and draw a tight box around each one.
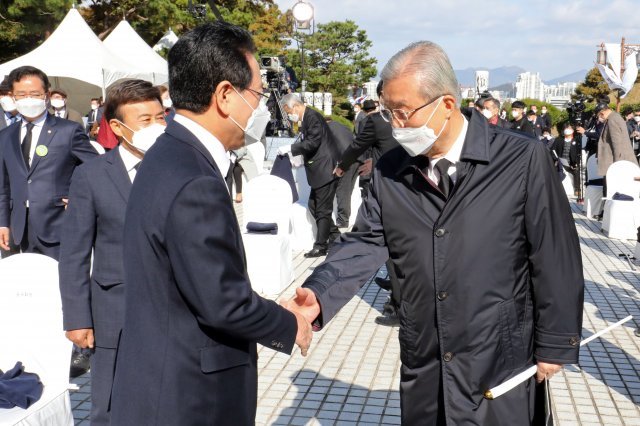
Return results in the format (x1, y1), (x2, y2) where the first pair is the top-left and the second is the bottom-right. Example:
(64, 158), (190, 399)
(543, 82), (578, 109)
(515, 72), (545, 101)
(363, 80), (380, 101)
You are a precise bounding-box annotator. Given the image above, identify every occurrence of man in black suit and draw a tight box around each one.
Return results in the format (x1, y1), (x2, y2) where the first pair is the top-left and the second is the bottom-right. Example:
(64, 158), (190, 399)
(325, 116), (356, 228)
(110, 23), (311, 426)
(59, 80), (166, 426)
(279, 93), (341, 257)
(510, 100), (535, 136)
(0, 66), (97, 260)
(0, 77), (20, 131)
(85, 97), (103, 134)
(49, 88), (84, 127)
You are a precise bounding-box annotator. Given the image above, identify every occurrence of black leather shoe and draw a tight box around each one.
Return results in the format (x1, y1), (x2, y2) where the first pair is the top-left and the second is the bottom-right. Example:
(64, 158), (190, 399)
(304, 248), (327, 258)
(375, 313), (400, 327)
(70, 352), (91, 378)
(375, 276), (392, 291)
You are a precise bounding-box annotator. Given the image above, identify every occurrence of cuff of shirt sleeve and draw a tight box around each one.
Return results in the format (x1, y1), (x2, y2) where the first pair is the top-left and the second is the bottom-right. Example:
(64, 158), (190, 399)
(534, 328), (581, 364)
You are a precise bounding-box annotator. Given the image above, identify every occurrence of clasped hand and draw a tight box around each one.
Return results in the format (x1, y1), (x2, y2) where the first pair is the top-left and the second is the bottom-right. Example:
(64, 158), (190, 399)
(279, 288), (321, 356)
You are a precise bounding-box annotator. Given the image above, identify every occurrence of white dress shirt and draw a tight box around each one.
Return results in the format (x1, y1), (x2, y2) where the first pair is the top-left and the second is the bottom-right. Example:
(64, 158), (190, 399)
(173, 114), (230, 180)
(427, 117), (468, 186)
(54, 108), (66, 118)
(119, 145), (141, 183)
(19, 112), (48, 167)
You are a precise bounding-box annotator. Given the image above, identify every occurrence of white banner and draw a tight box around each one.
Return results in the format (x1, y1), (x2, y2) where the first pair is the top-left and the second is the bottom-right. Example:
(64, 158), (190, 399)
(596, 63), (625, 92)
(605, 43), (622, 80)
(621, 51), (639, 98)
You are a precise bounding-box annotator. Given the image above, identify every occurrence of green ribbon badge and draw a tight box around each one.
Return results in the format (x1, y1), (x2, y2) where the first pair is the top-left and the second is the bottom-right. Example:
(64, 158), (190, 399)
(35, 145), (48, 157)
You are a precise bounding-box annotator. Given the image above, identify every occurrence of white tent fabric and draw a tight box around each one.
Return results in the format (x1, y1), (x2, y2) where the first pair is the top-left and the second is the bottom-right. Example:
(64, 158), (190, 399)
(0, 8), (151, 92)
(104, 20), (168, 85)
(153, 28), (179, 52)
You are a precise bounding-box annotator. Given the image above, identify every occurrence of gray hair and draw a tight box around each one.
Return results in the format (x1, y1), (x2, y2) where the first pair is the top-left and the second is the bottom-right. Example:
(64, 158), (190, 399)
(381, 41), (460, 104)
(280, 93), (304, 109)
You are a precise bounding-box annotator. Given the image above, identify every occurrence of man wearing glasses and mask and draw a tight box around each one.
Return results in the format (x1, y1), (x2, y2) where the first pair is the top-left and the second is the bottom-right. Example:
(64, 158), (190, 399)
(110, 22), (311, 425)
(0, 65), (97, 260)
(284, 41), (584, 425)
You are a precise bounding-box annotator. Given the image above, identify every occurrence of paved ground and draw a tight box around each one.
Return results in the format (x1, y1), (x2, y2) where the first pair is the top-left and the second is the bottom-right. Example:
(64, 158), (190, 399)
(71, 197), (640, 425)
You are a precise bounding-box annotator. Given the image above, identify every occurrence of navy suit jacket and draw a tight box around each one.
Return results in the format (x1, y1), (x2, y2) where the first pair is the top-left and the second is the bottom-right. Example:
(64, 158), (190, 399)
(291, 107), (341, 189)
(58, 148), (131, 348)
(338, 112), (399, 171)
(0, 113), (97, 244)
(110, 119), (298, 425)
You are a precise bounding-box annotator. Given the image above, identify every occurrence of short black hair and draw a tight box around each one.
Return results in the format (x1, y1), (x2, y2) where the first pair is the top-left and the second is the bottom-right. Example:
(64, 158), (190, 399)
(104, 79), (162, 122)
(526, 110), (537, 117)
(8, 65), (50, 92)
(376, 80), (384, 97)
(168, 22), (256, 114)
(542, 127), (551, 133)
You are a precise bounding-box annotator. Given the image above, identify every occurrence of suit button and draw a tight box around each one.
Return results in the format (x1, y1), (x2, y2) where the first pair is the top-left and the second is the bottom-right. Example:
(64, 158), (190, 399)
(27, 179), (32, 184)
(437, 291), (448, 301)
(435, 228), (446, 237)
(569, 337), (579, 346)
(443, 352), (453, 362)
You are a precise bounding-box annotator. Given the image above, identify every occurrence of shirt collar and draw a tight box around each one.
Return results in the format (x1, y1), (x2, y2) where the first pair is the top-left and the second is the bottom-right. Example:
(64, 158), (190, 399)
(172, 113), (230, 178)
(429, 116), (468, 166)
(118, 144), (140, 172)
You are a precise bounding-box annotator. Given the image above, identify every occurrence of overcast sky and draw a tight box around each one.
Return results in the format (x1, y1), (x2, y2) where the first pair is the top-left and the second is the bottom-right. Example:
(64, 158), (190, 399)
(275, 0), (640, 80)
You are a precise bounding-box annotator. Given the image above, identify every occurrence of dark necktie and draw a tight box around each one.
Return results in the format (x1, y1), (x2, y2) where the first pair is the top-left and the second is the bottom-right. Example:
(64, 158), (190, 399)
(434, 158), (453, 198)
(21, 122), (34, 169)
(134, 161), (141, 171)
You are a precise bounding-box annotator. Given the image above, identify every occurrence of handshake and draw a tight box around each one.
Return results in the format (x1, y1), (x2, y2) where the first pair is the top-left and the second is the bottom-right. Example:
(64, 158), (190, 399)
(279, 287), (320, 356)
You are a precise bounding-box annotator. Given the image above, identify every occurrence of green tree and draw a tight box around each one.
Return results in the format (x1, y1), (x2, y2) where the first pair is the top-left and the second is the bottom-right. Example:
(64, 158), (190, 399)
(286, 20), (377, 118)
(575, 67), (611, 101)
(0, 0), (74, 63)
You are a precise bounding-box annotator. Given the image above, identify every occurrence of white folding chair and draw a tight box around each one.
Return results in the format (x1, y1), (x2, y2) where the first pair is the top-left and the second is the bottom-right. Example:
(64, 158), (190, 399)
(583, 155), (604, 219)
(245, 141), (265, 175)
(0, 254), (74, 426)
(601, 160), (640, 240)
(242, 175), (294, 295)
(290, 166), (316, 252)
(332, 176), (363, 229)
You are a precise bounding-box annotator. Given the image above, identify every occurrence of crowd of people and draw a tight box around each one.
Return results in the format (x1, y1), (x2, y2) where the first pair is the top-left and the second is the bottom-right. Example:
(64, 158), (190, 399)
(5, 17), (637, 426)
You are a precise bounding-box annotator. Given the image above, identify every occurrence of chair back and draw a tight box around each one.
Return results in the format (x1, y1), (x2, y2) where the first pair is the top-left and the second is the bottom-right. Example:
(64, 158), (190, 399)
(243, 174), (293, 233)
(295, 167), (312, 205)
(605, 160), (640, 198)
(0, 254), (72, 391)
(246, 141), (265, 174)
(586, 155), (601, 181)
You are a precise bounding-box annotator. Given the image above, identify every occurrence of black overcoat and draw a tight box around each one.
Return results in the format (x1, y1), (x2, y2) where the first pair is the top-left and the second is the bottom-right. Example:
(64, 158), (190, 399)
(303, 111), (584, 425)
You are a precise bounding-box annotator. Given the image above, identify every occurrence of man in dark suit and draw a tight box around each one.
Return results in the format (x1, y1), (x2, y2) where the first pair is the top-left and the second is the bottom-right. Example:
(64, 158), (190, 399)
(59, 80), (166, 426)
(510, 100), (535, 136)
(0, 66), (97, 261)
(279, 94), (342, 257)
(85, 97), (103, 134)
(0, 77), (20, 131)
(49, 88), (84, 127)
(325, 116), (356, 228)
(109, 22), (311, 426)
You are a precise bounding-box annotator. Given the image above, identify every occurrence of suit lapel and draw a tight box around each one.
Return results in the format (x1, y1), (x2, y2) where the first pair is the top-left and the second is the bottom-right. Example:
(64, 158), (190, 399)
(28, 114), (57, 177)
(8, 123), (28, 174)
(106, 148), (132, 203)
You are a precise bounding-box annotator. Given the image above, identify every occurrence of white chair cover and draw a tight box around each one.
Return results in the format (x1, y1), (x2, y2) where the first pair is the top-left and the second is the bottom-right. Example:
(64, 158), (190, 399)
(583, 155), (603, 219)
(0, 254), (74, 426)
(245, 141), (265, 176)
(601, 161), (640, 239)
(291, 202), (316, 252)
(586, 155), (601, 182)
(561, 173), (574, 197)
(90, 140), (106, 155)
(332, 176), (363, 228)
(242, 175), (294, 295)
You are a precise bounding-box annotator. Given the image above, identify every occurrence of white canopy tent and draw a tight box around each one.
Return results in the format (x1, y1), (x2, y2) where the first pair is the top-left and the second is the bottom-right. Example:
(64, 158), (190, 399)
(104, 20), (168, 85)
(0, 8), (152, 98)
(153, 28), (179, 52)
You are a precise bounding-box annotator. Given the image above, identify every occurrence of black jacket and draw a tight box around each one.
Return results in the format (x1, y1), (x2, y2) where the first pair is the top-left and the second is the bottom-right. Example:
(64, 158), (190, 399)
(326, 120), (354, 154)
(551, 136), (580, 167)
(291, 107), (341, 189)
(338, 112), (399, 170)
(510, 116), (536, 137)
(302, 111), (584, 425)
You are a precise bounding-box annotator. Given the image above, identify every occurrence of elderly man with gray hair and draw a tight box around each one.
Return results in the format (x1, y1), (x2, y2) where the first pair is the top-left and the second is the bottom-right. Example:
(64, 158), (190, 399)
(283, 41), (584, 424)
(278, 93), (342, 257)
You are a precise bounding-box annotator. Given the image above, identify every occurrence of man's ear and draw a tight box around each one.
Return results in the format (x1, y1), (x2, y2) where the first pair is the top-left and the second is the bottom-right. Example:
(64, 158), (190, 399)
(109, 119), (125, 138)
(443, 95), (457, 111)
(214, 81), (235, 117)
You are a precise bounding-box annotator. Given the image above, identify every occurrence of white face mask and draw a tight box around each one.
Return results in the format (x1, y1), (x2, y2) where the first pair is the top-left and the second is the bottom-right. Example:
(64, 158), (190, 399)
(91, 104), (99, 111)
(481, 109), (493, 120)
(634, 116), (640, 123)
(563, 129), (574, 136)
(162, 98), (173, 109)
(288, 113), (300, 123)
(50, 98), (65, 109)
(542, 134), (551, 140)
(0, 96), (17, 112)
(392, 96), (446, 157)
(229, 88), (272, 143)
(511, 109), (521, 119)
(120, 121), (165, 154)
(15, 97), (47, 119)
(541, 109), (547, 114)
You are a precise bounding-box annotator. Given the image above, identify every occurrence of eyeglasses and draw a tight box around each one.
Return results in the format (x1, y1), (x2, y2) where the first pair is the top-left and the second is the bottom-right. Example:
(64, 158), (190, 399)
(244, 87), (270, 102)
(13, 92), (46, 100)
(379, 95), (440, 126)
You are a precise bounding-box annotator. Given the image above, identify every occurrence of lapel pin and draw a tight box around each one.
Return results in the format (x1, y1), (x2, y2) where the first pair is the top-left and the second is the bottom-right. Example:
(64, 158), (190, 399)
(35, 145), (48, 157)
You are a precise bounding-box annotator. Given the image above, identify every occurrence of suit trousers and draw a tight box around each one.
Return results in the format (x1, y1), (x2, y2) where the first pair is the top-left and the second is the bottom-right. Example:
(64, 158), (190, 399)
(309, 179), (339, 250)
(18, 209), (60, 261)
(90, 346), (117, 426)
(335, 161), (360, 226)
